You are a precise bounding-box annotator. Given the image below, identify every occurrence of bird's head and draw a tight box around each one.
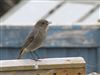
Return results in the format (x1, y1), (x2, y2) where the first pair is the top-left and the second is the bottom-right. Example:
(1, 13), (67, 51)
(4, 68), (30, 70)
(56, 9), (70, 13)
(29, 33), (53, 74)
(35, 19), (51, 29)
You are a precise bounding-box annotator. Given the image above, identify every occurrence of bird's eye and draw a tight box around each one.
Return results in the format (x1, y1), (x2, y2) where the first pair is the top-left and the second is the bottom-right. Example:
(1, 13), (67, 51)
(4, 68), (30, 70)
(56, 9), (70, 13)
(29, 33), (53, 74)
(42, 22), (45, 24)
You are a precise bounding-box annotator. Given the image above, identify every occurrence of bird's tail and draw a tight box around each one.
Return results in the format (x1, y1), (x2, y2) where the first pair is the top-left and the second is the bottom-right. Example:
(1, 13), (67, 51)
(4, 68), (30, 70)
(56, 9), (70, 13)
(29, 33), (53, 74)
(17, 48), (24, 59)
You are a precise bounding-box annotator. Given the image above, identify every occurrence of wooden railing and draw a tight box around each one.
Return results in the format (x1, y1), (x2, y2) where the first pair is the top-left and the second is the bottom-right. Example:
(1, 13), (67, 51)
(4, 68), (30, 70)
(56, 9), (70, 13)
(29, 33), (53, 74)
(0, 57), (86, 75)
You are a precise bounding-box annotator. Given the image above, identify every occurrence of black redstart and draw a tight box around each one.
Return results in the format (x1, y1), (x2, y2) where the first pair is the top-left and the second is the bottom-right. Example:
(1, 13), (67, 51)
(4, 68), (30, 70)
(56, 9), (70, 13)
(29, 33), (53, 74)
(17, 19), (50, 60)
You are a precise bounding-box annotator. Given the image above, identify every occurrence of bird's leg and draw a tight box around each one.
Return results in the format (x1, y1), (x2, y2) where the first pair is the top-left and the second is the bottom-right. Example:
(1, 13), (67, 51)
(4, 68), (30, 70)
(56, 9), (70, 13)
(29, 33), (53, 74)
(30, 51), (39, 61)
(33, 51), (40, 59)
(30, 51), (34, 58)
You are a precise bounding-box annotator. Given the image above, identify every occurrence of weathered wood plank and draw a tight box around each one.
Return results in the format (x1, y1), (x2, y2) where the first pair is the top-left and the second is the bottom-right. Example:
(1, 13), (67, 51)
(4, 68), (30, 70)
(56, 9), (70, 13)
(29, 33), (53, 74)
(1, 68), (86, 75)
(0, 25), (100, 47)
(0, 57), (85, 71)
(0, 57), (86, 75)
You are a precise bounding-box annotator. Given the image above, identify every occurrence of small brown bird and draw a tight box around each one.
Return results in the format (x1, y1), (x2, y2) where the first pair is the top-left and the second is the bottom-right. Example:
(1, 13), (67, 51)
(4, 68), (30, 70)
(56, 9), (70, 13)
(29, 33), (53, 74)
(17, 19), (50, 59)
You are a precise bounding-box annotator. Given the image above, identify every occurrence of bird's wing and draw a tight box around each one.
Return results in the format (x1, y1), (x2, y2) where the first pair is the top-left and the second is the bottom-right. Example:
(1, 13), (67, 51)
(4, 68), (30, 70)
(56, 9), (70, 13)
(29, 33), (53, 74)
(21, 28), (39, 49)
(18, 28), (39, 59)
(18, 32), (35, 59)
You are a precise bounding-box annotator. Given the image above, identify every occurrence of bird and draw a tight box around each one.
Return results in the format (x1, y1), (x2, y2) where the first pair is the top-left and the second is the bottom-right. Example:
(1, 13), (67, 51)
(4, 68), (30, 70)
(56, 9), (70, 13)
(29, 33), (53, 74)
(17, 19), (50, 60)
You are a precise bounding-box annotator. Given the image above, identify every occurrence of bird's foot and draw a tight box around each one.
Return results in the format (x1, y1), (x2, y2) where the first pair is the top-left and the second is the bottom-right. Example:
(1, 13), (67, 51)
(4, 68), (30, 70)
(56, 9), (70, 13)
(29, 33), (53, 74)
(32, 58), (40, 61)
